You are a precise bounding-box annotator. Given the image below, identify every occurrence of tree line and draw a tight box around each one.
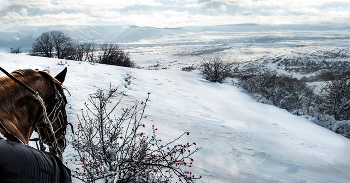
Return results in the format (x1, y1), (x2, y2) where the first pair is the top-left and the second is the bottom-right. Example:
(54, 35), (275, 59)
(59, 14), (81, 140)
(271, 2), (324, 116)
(31, 31), (134, 67)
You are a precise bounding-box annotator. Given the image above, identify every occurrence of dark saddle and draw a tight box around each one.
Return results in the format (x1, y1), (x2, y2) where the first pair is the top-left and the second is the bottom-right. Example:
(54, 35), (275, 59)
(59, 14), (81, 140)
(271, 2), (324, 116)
(0, 139), (71, 183)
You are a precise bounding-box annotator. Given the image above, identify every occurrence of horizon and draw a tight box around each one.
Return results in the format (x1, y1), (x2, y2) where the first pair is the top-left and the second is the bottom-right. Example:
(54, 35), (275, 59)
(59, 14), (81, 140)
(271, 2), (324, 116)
(1, 23), (350, 32)
(1, 22), (350, 50)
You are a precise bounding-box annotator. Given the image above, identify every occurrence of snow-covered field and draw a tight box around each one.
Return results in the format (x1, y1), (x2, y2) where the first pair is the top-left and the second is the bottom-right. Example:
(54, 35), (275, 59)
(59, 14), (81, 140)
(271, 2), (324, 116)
(3, 24), (350, 71)
(1, 51), (350, 182)
(115, 28), (350, 70)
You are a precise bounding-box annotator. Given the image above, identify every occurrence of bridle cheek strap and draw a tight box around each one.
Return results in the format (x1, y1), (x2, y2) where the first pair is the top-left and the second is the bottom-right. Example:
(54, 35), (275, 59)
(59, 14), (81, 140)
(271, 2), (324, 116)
(33, 91), (63, 160)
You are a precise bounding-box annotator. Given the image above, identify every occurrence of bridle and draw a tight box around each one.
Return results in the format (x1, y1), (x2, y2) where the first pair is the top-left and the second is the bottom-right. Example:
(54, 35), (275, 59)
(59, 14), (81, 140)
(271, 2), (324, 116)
(0, 67), (71, 158)
(35, 82), (71, 147)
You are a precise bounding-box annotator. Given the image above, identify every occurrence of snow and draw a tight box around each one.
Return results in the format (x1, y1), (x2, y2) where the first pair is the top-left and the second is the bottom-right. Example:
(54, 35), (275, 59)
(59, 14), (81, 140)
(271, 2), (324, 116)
(4, 25), (350, 70)
(1, 51), (350, 182)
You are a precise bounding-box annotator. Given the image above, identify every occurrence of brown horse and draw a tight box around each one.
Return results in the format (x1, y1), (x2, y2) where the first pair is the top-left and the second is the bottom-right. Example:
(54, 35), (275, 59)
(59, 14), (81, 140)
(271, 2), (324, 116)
(0, 68), (69, 159)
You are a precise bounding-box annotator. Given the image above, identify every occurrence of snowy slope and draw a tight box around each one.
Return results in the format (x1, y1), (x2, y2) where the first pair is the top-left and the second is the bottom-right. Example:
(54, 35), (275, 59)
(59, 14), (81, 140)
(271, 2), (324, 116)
(1, 52), (350, 182)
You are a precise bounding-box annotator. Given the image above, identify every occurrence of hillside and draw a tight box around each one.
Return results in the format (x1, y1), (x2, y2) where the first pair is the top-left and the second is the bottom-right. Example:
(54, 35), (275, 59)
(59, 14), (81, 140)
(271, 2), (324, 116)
(1, 51), (350, 182)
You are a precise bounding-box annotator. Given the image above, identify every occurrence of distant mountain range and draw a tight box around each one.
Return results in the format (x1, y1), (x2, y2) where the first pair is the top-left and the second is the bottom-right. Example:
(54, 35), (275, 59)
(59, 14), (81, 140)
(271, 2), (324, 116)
(0, 24), (349, 49)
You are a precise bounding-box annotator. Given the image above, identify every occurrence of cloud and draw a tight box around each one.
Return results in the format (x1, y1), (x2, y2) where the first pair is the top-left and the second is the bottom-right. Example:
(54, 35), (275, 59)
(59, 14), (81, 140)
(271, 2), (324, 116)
(7, 0), (54, 10)
(0, 11), (93, 25)
(186, 3), (200, 8)
(90, 10), (121, 18)
(0, 0), (10, 11)
(2, 8), (350, 27)
(19, 8), (28, 15)
(219, 0), (346, 7)
(201, 1), (227, 12)
(7, 0), (162, 11)
(1, 0), (350, 27)
(288, 6), (320, 16)
(198, 0), (350, 10)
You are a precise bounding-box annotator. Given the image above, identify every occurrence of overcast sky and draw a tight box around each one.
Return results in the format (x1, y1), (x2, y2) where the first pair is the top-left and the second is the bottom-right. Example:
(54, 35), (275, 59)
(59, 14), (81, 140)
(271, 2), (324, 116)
(1, 0), (350, 30)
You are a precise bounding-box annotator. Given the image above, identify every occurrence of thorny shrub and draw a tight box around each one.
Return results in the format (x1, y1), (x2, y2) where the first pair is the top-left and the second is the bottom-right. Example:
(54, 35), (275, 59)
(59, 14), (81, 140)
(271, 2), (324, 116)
(70, 87), (202, 182)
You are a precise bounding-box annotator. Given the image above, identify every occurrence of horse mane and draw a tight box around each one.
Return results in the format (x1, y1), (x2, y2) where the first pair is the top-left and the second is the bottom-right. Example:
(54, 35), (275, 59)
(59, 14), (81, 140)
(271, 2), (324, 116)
(11, 69), (65, 92)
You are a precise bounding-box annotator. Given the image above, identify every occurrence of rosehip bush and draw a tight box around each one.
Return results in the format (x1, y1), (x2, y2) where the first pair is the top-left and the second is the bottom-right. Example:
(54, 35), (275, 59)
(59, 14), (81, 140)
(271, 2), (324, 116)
(70, 87), (201, 182)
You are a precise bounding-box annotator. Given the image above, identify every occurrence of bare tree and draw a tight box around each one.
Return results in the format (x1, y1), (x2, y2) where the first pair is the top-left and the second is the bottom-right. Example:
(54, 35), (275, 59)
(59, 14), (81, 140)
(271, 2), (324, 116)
(10, 47), (21, 54)
(85, 43), (95, 63)
(200, 57), (235, 83)
(56, 42), (96, 61)
(74, 44), (84, 61)
(50, 31), (71, 59)
(71, 87), (201, 183)
(61, 42), (76, 60)
(69, 42), (94, 61)
(320, 78), (350, 120)
(98, 43), (134, 67)
(32, 31), (72, 59)
(32, 32), (53, 57)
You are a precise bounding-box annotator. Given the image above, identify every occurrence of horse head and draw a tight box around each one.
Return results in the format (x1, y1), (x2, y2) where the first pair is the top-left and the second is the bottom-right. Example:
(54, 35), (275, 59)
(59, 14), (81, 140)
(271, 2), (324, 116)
(0, 68), (69, 160)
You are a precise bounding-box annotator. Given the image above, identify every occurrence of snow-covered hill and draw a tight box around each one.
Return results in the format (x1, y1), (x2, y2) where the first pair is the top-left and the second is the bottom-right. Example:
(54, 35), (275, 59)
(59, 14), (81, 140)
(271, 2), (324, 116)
(1, 51), (350, 182)
(1, 24), (350, 49)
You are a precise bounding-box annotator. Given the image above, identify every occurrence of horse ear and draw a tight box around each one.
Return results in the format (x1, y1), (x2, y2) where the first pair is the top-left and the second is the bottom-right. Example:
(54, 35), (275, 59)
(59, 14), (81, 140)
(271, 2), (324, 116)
(55, 67), (67, 83)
